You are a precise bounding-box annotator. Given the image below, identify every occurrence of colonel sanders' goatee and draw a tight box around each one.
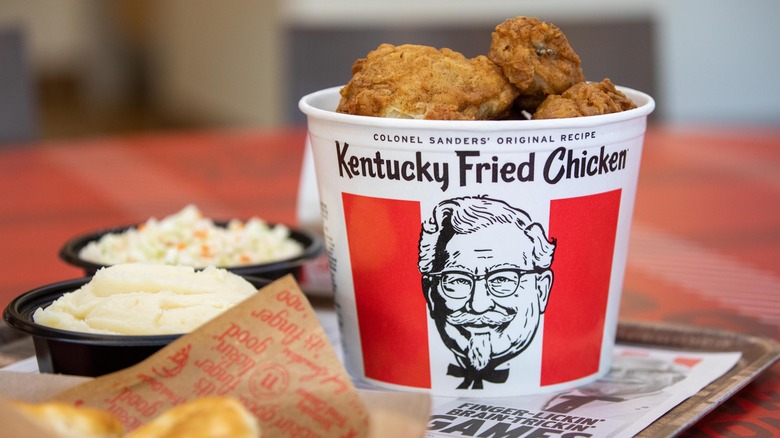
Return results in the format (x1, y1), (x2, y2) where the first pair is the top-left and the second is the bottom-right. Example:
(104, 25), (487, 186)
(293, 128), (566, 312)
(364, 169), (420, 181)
(468, 332), (493, 371)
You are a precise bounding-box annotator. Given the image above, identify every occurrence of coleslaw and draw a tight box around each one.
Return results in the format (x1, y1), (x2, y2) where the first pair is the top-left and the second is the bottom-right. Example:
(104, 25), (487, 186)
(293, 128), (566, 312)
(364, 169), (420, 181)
(78, 205), (304, 268)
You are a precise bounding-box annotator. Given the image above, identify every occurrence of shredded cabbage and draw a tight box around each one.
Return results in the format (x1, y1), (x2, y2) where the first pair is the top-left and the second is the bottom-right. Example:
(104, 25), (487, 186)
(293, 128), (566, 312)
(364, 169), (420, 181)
(78, 205), (304, 267)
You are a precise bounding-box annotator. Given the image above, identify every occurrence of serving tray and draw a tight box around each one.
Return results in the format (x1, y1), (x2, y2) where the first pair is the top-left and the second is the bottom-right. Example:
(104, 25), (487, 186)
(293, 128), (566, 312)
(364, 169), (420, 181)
(616, 320), (780, 437)
(3, 318), (779, 437)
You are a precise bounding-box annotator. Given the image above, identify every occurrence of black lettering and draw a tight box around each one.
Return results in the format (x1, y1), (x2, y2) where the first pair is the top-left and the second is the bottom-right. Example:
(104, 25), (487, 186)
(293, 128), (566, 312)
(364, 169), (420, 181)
(401, 161), (415, 181)
(336, 141), (352, 178)
(526, 429), (564, 437)
(348, 155), (360, 175)
(441, 418), (485, 435)
(372, 152), (386, 178)
(435, 162), (450, 192)
(544, 147), (567, 184)
(617, 149), (627, 170)
(416, 152), (433, 182)
(477, 423), (532, 438)
(359, 156), (376, 177)
(587, 155), (598, 176)
(598, 146), (610, 174)
(458, 150), (480, 187)
(428, 415), (457, 431)
(518, 153), (535, 182)
(386, 158), (400, 180)
(501, 162), (516, 182)
(477, 162), (491, 183)
(566, 150), (588, 178)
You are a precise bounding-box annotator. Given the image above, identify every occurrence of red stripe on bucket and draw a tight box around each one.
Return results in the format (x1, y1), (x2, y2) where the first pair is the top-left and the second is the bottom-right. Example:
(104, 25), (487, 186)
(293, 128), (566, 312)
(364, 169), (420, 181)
(542, 189), (621, 385)
(342, 193), (431, 388)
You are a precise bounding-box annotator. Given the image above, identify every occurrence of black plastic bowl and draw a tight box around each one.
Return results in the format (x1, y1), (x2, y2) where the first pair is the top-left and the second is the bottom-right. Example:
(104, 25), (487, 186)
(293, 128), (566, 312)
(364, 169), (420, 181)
(59, 222), (323, 280)
(3, 276), (270, 377)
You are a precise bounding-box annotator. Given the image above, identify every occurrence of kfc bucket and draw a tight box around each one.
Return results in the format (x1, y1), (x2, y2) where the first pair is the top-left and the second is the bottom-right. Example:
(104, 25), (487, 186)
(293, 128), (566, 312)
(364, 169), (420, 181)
(299, 85), (654, 397)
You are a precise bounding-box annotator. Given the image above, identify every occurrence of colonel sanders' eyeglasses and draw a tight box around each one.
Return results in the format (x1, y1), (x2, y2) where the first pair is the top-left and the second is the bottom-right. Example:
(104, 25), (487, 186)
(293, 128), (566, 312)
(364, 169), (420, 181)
(427, 268), (544, 300)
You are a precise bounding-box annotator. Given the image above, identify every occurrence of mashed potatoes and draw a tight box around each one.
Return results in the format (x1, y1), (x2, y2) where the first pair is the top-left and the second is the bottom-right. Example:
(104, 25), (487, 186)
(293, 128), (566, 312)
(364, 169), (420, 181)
(33, 264), (257, 335)
(78, 205), (304, 268)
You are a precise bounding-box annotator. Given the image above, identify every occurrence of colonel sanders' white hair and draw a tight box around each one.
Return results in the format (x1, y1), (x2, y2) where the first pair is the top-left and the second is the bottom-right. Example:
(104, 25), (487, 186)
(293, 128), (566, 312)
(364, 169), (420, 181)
(418, 196), (556, 274)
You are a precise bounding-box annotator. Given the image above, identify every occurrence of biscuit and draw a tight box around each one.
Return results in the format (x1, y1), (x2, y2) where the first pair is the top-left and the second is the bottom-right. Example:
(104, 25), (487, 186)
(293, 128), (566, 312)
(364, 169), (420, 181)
(125, 397), (260, 438)
(11, 400), (124, 438)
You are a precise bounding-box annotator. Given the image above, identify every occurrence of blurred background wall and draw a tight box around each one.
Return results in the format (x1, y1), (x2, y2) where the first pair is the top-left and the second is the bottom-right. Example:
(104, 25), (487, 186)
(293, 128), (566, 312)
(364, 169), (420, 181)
(1, 0), (778, 142)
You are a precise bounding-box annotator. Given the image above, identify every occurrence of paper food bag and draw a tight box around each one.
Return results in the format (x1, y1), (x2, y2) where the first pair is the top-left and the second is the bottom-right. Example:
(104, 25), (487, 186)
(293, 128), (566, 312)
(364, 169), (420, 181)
(8, 275), (429, 437)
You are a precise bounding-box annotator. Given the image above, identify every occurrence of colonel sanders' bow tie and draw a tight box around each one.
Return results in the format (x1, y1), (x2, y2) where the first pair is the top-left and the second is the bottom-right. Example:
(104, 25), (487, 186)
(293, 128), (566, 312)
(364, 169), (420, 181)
(447, 363), (509, 389)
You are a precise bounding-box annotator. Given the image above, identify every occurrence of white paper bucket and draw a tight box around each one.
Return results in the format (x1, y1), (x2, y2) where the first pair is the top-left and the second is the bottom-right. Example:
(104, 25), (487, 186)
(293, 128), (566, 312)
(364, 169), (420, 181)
(299, 86), (654, 397)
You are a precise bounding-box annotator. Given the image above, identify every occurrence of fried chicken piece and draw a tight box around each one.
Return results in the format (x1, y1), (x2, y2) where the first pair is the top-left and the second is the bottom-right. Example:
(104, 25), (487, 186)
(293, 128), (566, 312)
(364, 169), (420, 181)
(337, 43), (518, 120)
(532, 78), (637, 119)
(489, 16), (585, 112)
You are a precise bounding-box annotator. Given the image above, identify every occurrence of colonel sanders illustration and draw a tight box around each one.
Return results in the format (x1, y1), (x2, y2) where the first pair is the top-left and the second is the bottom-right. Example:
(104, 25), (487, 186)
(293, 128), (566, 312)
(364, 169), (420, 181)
(418, 196), (556, 389)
